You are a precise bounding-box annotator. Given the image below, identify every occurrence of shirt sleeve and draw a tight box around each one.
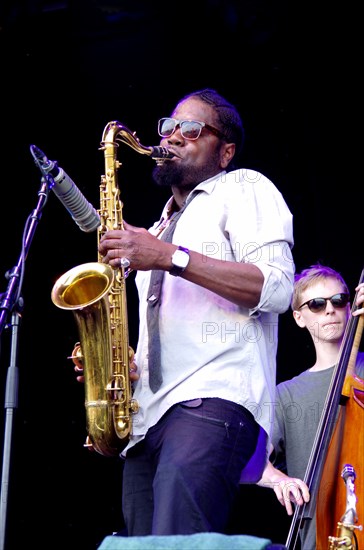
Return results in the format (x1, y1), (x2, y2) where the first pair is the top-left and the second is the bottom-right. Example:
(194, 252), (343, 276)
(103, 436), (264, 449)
(226, 170), (295, 315)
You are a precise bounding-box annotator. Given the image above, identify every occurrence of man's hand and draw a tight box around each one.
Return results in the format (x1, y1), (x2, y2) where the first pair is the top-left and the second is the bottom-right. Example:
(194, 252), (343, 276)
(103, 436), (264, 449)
(69, 343), (84, 382)
(257, 460), (310, 515)
(69, 343), (140, 383)
(353, 282), (364, 317)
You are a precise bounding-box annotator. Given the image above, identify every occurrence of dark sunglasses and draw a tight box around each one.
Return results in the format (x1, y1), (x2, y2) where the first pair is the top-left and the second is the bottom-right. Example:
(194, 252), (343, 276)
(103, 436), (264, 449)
(298, 293), (350, 313)
(158, 117), (226, 141)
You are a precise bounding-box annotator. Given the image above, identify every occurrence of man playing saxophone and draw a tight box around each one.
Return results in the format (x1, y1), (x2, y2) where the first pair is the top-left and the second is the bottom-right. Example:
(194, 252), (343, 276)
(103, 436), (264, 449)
(76, 88), (295, 537)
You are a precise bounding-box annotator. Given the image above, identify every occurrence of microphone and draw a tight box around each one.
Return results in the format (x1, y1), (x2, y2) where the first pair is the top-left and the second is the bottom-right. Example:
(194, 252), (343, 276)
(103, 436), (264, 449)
(30, 145), (101, 232)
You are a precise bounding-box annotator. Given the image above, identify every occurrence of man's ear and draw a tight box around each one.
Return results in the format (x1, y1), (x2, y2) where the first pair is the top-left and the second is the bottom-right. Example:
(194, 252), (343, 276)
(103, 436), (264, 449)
(293, 309), (306, 328)
(220, 143), (236, 169)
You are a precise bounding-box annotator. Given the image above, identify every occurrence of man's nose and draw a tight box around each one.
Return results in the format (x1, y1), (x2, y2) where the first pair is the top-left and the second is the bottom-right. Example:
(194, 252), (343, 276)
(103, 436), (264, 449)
(325, 300), (335, 313)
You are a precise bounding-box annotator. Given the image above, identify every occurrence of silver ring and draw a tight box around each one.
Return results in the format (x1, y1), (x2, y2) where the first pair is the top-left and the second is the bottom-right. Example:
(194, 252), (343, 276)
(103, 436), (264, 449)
(119, 257), (131, 269)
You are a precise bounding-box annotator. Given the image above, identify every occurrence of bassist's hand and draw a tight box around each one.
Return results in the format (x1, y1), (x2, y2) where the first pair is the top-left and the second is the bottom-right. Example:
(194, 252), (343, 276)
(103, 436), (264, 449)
(353, 282), (364, 317)
(257, 460), (310, 515)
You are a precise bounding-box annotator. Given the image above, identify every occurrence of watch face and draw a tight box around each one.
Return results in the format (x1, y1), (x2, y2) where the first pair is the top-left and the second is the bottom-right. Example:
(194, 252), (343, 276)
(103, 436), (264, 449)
(173, 249), (189, 268)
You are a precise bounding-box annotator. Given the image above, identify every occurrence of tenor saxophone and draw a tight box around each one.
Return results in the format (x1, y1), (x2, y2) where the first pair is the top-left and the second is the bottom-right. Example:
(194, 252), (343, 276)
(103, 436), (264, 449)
(51, 121), (172, 457)
(328, 465), (362, 550)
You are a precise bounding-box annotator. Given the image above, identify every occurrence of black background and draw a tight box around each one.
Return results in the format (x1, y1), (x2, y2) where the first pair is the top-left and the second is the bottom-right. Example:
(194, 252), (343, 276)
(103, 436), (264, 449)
(0, 2), (361, 549)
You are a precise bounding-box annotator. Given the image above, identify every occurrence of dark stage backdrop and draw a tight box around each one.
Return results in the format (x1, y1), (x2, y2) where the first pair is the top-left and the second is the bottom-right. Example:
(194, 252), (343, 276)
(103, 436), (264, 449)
(0, 2), (361, 549)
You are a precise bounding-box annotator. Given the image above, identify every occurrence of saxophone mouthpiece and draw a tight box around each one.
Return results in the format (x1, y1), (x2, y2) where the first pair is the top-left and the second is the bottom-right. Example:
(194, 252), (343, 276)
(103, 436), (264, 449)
(150, 146), (174, 162)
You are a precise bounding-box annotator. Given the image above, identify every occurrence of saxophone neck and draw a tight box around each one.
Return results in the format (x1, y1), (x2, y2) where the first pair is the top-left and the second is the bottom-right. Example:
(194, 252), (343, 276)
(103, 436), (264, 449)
(100, 121), (173, 163)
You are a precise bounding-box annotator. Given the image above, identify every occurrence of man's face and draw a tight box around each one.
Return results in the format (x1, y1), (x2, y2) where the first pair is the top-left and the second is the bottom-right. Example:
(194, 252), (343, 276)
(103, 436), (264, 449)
(152, 97), (230, 190)
(293, 279), (350, 344)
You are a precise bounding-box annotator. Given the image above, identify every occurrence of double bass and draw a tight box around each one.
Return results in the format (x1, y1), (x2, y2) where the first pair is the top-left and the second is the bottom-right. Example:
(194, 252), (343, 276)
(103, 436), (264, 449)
(286, 268), (364, 549)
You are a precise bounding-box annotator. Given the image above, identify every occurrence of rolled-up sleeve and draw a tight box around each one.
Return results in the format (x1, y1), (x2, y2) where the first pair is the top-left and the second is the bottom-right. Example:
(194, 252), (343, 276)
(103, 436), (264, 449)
(228, 170), (295, 316)
(249, 241), (295, 315)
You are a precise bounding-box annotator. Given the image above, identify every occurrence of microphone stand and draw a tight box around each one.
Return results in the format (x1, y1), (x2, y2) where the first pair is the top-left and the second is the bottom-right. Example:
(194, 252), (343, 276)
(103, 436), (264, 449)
(0, 177), (49, 550)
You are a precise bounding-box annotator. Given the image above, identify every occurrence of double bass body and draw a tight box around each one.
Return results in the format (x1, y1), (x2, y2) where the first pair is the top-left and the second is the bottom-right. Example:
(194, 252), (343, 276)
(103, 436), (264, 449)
(316, 369), (364, 549)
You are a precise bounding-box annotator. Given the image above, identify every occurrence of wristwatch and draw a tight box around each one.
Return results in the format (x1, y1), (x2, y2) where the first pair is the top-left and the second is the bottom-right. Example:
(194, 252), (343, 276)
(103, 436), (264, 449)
(170, 246), (190, 276)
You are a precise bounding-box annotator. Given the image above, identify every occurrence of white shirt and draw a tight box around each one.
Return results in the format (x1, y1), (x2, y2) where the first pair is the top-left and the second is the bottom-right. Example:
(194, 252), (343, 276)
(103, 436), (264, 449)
(123, 168), (295, 455)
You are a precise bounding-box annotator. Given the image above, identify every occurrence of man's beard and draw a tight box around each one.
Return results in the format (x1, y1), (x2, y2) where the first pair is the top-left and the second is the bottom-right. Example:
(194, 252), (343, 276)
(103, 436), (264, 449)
(152, 161), (187, 188)
(152, 151), (221, 191)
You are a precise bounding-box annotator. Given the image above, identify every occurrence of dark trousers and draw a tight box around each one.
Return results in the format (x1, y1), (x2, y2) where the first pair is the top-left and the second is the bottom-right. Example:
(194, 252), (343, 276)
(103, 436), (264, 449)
(122, 397), (260, 536)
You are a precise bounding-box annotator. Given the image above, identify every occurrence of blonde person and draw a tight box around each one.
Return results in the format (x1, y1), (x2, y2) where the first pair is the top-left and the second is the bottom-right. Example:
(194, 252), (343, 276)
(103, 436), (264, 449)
(258, 264), (364, 549)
